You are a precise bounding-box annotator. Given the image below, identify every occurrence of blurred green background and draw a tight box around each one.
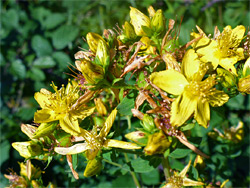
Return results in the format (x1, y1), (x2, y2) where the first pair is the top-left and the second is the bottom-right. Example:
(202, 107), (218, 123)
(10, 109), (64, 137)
(1, 0), (249, 187)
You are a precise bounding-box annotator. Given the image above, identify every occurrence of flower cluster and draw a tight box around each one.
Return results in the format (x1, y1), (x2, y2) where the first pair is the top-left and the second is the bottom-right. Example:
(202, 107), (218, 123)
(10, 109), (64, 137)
(9, 6), (249, 187)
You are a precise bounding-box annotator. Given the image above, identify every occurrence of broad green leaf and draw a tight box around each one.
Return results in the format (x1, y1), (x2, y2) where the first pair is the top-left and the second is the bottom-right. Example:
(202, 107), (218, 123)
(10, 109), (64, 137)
(117, 91), (136, 116)
(141, 169), (160, 185)
(169, 148), (192, 159)
(10, 59), (26, 79)
(131, 157), (154, 173)
(43, 13), (66, 29)
(33, 56), (56, 69)
(112, 174), (135, 188)
(31, 35), (53, 57)
(1, 9), (19, 29)
(28, 67), (46, 81)
(52, 52), (71, 70)
(51, 25), (79, 50)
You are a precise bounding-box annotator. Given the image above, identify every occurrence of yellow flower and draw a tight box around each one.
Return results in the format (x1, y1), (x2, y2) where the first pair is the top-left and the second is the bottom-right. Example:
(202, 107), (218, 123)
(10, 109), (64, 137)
(34, 80), (95, 136)
(150, 49), (229, 128)
(191, 25), (245, 75)
(162, 160), (204, 188)
(54, 109), (141, 158)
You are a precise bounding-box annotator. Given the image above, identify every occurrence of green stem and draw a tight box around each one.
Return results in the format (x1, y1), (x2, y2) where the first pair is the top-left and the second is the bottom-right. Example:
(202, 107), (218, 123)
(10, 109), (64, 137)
(126, 116), (131, 129)
(124, 153), (141, 188)
(103, 159), (123, 168)
(162, 156), (171, 182)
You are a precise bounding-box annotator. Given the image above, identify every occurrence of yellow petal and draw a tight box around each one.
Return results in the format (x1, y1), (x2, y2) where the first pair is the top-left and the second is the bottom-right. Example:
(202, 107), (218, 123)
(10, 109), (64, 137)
(231, 25), (245, 43)
(84, 158), (102, 177)
(180, 160), (191, 177)
(207, 90), (229, 107)
(181, 49), (200, 81)
(98, 108), (117, 139)
(183, 177), (204, 186)
(219, 57), (238, 75)
(54, 143), (90, 155)
(170, 92), (197, 127)
(103, 139), (141, 149)
(21, 124), (37, 139)
(194, 101), (210, 128)
(150, 70), (188, 95)
(34, 89), (52, 109)
(34, 109), (58, 123)
(59, 114), (80, 136)
(12, 142), (32, 158)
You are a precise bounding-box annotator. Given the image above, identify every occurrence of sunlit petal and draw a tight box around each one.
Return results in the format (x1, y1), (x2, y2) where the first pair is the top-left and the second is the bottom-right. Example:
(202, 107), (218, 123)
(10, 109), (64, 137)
(183, 177), (204, 186)
(54, 143), (90, 155)
(194, 101), (210, 128)
(150, 70), (188, 95)
(207, 90), (229, 107)
(99, 108), (117, 139)
(103, 139), (141, 149)
(170, 92), (197, 127)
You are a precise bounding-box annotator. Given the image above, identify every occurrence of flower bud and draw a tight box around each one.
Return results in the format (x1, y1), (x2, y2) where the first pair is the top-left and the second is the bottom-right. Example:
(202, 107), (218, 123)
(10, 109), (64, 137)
(217, 68), (236, 88)
(238, 75), (250, 94)
(144, 131), (172, 155)
(151, 9), (165, 34)
(33, 122), (58, 139)
(76, 59), (104, 84)
(123, 21), (137, 40)
(95, 39), (110, 72)
(84, 158), (102, 177)
(243, 57), (250, 77)
(147, 6), (156, 18)
(86, 32), (106, 53)
(125, 131), (147, 146)
(130, 7), (151, 36)
(142, 114), (155, 132)
(94, 98), (107, 116)
(12, 141), (43, 158)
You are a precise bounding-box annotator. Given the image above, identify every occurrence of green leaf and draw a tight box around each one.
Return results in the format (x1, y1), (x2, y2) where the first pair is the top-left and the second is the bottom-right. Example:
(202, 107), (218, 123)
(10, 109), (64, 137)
(180, 123), (195, 131)
(10, 59), (26, 79)
(28, 67), (46, 81)
(52, 52), (71, 70)
(43, 13), (66, 29)
(31, 35), (53, 57)
(33, 56), (56, 69)
(190, 166), (199, 180)
(131, 157), (154, 173)
(112, 174), (135, 188)
(1, 9), (19, 29)
(17, 107), (37, 121)
(51, 25), (79, 50)
(169, 148), (192, 159)
(117, 91), (136, 116)
(141, 169), (160, 185)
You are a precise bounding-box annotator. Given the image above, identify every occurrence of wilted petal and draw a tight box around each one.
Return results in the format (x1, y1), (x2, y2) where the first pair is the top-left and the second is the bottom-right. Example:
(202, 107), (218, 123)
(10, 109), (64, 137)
(103, 139), (141, 149)
(194, 101), (210, 128)
(55, 143), (90, 155)
(171, 92), (197, 127)
(150, 70), (188, 95)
